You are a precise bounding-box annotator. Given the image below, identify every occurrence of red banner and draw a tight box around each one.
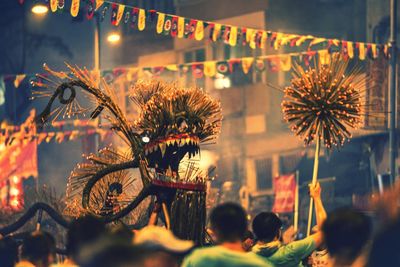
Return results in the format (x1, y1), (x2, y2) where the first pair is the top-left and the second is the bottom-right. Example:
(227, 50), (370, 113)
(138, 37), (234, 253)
(0, 111), (38, 210)
(272, 173), (296, 213)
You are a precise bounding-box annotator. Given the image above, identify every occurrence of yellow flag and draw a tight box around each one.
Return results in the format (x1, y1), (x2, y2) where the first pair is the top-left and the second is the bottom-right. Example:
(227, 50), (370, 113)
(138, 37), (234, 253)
(242, 58), (254, 74)
(295, 36), (308, 46)
(347, 42), (354, 58)
(138, 9), (146, 31)
(115, 4), (125, 26)
(359, 43), (366, 60)
(309, 38), (326, 47)
(178, 17), (185, 38)
(156, 13), (165, 34)
(274, 32), (283, 50)
(95, 0), (104, 10)
(260, 31), (267, 49)
(248, 29), (257, 49)
(318, 50), (331, 65)
(166, 65), (178, 71)
(229, 27), (238, 46)
(213, 24), (221, 42)
(246, 29), (254, 43)
(371, 44), (377, 58)
(279, 55), (292, 71)
(204, 62), (216, 77)
(70, 0), (80, 17)
(50, 0), (58, 12)
(14, 74), (26, 88)
(195, 21), (204, 41)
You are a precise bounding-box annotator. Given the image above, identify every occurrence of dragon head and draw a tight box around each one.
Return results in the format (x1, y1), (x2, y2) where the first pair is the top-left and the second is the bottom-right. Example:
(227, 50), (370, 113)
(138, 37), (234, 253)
(131, 81), (222, 180)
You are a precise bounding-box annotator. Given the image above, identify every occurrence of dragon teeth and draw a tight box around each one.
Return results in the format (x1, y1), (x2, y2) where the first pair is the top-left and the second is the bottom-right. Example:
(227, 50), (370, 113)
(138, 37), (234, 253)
(160, 143), (166, 157)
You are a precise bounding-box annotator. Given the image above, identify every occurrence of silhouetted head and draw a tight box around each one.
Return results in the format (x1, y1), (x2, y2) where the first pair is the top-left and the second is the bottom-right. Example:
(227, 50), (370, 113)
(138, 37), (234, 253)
(0, 236), (18, 267)
(67, 215), (107, 263)
(252, 212), (282, 242)
(21, 231), (56, 267)
(209, 203), (248, 243)
(322, 208), (371, 266)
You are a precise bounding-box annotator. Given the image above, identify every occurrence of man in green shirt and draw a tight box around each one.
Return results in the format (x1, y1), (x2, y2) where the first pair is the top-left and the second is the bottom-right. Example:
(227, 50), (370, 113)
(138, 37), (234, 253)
(252, 182), (326, 267)
(182, 203), (273, 267)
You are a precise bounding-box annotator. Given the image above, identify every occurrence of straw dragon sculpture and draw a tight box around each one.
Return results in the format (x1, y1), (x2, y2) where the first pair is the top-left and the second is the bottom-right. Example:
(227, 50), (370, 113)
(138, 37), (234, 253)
(1, 64), (222, 243)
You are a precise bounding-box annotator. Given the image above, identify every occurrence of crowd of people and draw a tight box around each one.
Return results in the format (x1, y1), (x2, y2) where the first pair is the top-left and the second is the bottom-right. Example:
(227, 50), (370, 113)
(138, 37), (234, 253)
(0, 182), (399, 267)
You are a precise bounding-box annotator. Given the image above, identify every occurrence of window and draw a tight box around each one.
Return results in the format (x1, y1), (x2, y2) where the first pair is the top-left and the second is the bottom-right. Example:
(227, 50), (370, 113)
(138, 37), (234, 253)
(255, 158), (273, 190)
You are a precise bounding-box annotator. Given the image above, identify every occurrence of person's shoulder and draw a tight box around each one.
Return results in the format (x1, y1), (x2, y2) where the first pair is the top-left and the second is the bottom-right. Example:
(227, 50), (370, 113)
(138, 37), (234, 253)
(246, 251), (275, 266)
(182, 246), (222, 267)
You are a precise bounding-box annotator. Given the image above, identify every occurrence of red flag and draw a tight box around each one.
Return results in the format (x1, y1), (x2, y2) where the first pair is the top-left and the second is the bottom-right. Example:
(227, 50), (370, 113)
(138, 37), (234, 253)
(272, 173), (296, 213)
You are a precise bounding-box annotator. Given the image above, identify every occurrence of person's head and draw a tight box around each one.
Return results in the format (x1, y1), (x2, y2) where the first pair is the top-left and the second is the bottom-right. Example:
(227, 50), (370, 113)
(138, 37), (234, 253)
(0, 236), (18, 267)
(241, 230), (254, 251)
(368, 217), (400, 267)
(252, 212), (282, 242)
(209, 202), (248, 243)
(322, 208), (371, 266)
(66, 215), (107, 263)
(21, 231), (56, 267)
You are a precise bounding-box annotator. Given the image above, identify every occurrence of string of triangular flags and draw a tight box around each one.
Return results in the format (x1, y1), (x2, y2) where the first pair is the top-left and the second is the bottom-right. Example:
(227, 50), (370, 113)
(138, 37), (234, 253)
(42, 0), (388, 59)
(2, 49), (373, 92)
(0, 116), (110, 146)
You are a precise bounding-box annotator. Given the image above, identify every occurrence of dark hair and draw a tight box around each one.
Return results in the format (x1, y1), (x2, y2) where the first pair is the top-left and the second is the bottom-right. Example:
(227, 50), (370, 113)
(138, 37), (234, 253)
(209, 202), (247, 242)
(0, 236), (18, 267)
(66, 215), (107, 261)
(368, 217), (400, 267)
(252, 212), (282, 242)
(322, 208), (371, 265)
(21, 231), (56, 265)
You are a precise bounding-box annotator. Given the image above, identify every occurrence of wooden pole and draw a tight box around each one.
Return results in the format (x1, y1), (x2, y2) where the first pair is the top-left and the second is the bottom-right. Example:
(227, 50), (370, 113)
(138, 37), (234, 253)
(307, 137), (320, 236)
(294, 170), (300, 233)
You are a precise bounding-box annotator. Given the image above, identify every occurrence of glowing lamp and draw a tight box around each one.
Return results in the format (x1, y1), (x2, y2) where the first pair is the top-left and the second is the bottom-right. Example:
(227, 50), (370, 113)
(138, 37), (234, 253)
(31, 3), (49, 15)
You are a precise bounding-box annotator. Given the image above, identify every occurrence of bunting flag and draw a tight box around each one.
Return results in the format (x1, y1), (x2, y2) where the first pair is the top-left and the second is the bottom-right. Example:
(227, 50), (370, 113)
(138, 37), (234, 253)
(195, 21), (204, 41)
(95, 0), (104, 10)
(138, 8), (146, 31)
(204, 62), (216, 77)
(37, 0), (387, 58)
(241, 58), (254, 74)
(70, 0), (80, 17)
(87, 0), (95, 19)
(50, 0), (58, 12)
(115, 4), (125, 26)
(1, 117), (109, 146)
(170, 16), (178, 37)
(177, 16), (185, 38)
(359, 43), (366, 60)
(156, 13), (165, 34)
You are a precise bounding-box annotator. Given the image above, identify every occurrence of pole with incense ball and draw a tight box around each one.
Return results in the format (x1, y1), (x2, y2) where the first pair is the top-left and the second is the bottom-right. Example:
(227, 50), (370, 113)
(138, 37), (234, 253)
(307, 134), (320, 236)
(281, 54), (365, 236)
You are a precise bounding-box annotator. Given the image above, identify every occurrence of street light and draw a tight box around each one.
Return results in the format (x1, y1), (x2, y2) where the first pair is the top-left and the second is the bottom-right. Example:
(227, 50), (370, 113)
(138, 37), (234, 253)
(107, 32), (121, 44)
(31, 3), (49, 15)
